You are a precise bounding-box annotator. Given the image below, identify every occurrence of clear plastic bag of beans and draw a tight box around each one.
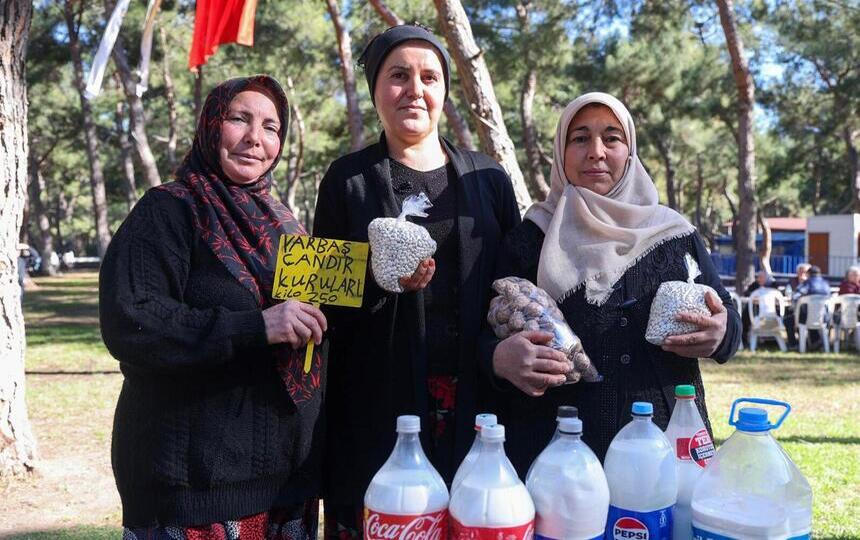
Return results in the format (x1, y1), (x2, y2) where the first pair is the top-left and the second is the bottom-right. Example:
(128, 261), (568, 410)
(487, 276), (601, 384)
(368, 193), (437, 293)
(645, 254), (718, 345)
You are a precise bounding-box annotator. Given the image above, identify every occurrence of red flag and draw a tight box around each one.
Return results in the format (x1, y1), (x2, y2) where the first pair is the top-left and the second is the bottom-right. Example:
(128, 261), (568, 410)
(188, 0), (258, 70)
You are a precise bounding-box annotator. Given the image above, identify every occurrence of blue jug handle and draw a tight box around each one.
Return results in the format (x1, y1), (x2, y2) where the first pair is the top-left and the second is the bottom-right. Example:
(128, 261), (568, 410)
(729, 398), (791, 430)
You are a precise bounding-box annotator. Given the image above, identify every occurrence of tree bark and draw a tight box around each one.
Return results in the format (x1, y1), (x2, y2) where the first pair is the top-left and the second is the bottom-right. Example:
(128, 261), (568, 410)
(325, 0), (364, 152)
(654, 137), (678, 210)
(0, 0), (38, 476)
(757, 208), (772, 276)
(63, 0), (111, 257)
(106, 0), (161, 188)
(843, 126), (860, 213)
(694, 156), (704, 232)
(159, 27), (178, 170)
(368, 0), (476, 150)
(193, 66), (204, 125)
(114, 96), (138, 211)
(27, 144), (57, 276)
(516, 2), (549, 200)
(433, 0), (532, 213)
(716, 0), (758, 292)
(284, 77), (305, 213)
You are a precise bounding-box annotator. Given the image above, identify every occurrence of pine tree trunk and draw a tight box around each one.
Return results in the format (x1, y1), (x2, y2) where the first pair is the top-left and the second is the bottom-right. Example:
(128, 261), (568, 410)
(716, 0), (758, 292)
(114, 98), (138, 210)
(106, 1), (161, 188)
(368, 0), (476, 150)
(194, 66), (204, 126)
(433, 0), (532, 213)
(27, 146), (57, 276)
(160, 27), (178, 170)
(325, 0), (364, 151)
(757, 208), (773, 276)
(63, 0), (112, 257)
(0, 0), (39, 476)
(655, 138), (678, 210)
(516, 2), (549, 199)
(284, 77), (305, 213)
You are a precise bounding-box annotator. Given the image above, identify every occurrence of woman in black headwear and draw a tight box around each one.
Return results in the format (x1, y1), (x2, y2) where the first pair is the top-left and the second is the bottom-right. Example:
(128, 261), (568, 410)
(100, 75), (326, 539)
(313, 24), (524, 538)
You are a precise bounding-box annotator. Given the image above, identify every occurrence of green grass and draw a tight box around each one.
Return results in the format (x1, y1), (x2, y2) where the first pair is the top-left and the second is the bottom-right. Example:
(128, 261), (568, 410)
(1, 526), (120, 540)
(6, 272), (859, 538)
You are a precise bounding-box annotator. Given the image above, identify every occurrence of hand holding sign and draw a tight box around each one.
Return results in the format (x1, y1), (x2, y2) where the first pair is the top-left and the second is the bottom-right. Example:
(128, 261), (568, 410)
(262, 300), (327, 348)
(272, 235), (369, 372)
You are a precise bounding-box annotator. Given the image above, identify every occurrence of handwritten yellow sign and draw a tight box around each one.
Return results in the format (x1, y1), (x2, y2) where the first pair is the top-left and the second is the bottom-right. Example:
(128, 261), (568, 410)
(272, 235), (368, 308)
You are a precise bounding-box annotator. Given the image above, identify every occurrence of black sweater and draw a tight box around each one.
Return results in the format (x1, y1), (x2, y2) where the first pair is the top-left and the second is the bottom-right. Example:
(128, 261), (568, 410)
(99, 189), (324, 527)
(313, 135), (521, 504)
(481, 220), (740, 476)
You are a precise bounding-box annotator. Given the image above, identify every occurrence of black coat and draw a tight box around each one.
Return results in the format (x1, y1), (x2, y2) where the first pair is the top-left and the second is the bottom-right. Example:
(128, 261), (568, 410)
(481, 220), (741, 476)
(313, 135), (521, 505)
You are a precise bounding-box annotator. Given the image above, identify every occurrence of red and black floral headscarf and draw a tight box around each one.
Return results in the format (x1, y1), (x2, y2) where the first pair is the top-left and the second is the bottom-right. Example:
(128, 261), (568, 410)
(158, 75), (320, 406)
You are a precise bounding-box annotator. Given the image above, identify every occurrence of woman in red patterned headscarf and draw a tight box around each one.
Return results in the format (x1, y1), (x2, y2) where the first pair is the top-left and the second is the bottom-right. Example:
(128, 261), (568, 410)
(100, 75), (325, 540)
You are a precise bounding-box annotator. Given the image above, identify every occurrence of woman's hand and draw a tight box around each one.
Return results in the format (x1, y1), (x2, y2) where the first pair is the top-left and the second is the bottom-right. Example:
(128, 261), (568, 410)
(262, 300), (328, 348)
(492, 331), (571, 397)
(662, 291), (727, 358)
(399, 258), (435, 292)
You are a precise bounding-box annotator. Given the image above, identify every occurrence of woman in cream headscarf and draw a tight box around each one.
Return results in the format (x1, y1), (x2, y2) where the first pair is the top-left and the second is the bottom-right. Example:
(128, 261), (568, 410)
(484, 92), (740, 472)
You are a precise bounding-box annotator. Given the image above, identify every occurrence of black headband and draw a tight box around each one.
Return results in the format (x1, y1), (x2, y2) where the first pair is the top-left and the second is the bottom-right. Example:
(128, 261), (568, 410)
(358, 24), (451, 105)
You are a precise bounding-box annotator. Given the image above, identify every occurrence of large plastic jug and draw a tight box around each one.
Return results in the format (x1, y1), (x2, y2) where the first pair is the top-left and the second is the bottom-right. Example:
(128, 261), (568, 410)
(691, 398), (812, 540)
(451, 413), (498, 495)
(604, 402), (677, 540)
(526, 417), (609, 540)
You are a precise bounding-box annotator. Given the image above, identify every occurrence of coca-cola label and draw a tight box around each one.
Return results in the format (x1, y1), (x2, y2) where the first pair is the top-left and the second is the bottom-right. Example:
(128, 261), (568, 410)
(676, 428), (715, 468)
(450, 516), (534, 540)
(363, 508), (448, 540)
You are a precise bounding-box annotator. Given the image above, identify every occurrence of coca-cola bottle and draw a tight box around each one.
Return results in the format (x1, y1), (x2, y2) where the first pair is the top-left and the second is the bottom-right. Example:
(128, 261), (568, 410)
(451, 413), (498, 495)
(449, 424), (535, 539)
(364, 415), (450, 540)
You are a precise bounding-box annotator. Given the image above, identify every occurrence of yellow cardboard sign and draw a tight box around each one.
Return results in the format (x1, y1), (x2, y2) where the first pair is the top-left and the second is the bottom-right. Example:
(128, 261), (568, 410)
(272, 235), (368, 308)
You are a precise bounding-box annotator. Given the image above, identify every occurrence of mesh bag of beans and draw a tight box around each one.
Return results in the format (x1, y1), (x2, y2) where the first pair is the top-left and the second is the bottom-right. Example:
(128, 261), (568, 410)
(645, 253), (718, 345)
(487, 277), (601, 384)
(368, 193), (437, 293)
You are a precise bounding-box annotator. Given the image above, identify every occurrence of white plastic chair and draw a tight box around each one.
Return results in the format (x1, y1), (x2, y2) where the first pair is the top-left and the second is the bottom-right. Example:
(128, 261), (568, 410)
(748, 287), (787, 352)
(729, 291), (743, 350)
(833, 294), (860, 352)
(794, 294), (832, 353)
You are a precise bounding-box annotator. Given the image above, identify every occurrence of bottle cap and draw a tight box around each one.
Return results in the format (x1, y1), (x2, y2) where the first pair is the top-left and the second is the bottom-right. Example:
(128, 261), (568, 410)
(735, 407), (773, 432)
(396, 415), (421, 433)
(675, 385), (696, 398)
(558, 417), (582, 435)
(480, 424), (505, 442)
(474, 413), (497, 430)
(632, 402), (653, 416)
(556, 405), (579, 420)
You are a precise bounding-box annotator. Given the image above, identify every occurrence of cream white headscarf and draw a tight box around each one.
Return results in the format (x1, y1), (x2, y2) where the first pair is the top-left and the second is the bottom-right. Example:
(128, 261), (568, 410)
(524, 92), (694, 306)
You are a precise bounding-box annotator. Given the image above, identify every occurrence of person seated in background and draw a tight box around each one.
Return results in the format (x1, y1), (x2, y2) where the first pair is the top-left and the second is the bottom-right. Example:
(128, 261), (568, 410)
(785, 265), (830, 349)
(744, 269), (774, 296)
(742, 270), (774, 346)
(838, 266), (860, 295)
(789, 262), (811, 290)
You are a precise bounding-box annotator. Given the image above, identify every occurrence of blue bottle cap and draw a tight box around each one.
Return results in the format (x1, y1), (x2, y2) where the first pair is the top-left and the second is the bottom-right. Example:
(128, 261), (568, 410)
(735, 407), (774, 432)
(632, 402), (653, 416)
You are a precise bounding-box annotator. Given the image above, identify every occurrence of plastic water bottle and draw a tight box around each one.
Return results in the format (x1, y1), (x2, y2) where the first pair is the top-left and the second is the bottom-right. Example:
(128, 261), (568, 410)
(449, 424), (535, 539)
(364, 415), (449, 540)
(691, 398), (812, 539)
(526, 417), (609, 540)
(451, 413), (498, 494)
(525, 405), (579, 483)
(664, 385), (715, 540)
(604, 402), (677, 540)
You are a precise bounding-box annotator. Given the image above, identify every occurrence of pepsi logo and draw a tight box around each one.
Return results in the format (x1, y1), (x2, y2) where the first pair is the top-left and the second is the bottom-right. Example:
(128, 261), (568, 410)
(613, 517), (649, 540)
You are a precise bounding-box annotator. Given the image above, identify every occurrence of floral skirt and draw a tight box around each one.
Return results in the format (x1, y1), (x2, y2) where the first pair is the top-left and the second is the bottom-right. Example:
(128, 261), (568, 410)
(124, 498), (319, 540)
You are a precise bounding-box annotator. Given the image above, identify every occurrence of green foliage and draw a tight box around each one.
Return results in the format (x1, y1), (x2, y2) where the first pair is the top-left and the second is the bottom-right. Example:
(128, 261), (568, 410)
(24, 0), (859, 254)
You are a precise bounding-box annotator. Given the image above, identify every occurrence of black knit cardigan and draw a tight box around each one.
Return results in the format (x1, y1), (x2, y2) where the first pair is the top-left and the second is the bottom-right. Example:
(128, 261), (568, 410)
(312, 135), (521, 505)
(99, 189), (325, 527)
(480, 220), (741, 476)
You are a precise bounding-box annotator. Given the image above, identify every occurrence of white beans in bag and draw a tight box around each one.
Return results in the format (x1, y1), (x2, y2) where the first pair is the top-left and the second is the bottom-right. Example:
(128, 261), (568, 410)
(645, 253), (718, 345)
